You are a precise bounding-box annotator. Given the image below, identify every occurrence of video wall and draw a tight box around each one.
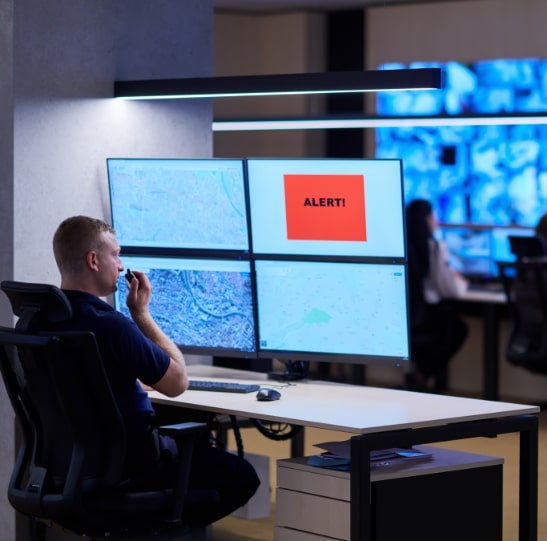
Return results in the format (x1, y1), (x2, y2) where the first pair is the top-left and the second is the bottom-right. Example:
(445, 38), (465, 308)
(107, 157), (409, 367)
(375, 58), (547, 279)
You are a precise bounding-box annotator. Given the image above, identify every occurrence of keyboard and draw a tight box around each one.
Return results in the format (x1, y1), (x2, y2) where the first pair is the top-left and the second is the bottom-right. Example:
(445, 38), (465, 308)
(187, 379), (261, 394)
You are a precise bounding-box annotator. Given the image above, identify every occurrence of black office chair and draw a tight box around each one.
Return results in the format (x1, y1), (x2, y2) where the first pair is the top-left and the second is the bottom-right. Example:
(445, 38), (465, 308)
(508, 235), (545, 259)
(0, 280), (216, 540)
(498, 259), (547, 374)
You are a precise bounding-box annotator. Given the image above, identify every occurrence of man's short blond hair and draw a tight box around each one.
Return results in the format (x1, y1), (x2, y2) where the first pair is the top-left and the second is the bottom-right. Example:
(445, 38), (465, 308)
(53, 216), (115, 276)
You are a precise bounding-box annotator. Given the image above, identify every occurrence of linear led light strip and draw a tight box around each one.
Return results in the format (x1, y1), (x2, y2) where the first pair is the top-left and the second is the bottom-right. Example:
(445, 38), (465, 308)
(212, 115), (547, 131)
(114, 68), (442, 99)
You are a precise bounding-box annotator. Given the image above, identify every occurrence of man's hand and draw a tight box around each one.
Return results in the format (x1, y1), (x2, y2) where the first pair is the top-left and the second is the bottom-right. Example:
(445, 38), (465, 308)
(124, 269), (188, 396)
(125, 269), (152, 315)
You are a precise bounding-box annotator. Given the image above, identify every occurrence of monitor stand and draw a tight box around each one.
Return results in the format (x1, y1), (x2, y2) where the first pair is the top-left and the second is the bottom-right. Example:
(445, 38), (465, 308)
(268, 360), (309, 382)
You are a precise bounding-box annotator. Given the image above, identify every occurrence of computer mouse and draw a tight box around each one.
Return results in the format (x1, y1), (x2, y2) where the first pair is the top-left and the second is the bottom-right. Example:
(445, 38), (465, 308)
(256, 387), (281, 401)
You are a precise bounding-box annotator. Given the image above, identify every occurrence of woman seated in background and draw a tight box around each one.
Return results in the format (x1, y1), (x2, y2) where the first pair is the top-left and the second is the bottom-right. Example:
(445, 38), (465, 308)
(405, 199), (469, 392)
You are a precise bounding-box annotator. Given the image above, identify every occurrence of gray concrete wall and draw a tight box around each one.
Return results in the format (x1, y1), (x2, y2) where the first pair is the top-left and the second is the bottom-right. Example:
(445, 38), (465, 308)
(0, 1), (214, 537)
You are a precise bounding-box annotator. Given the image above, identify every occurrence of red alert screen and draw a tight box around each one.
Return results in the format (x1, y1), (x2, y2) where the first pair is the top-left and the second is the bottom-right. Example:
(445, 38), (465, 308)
(247, 158), (405, 258)
(284, 173), (366, 242)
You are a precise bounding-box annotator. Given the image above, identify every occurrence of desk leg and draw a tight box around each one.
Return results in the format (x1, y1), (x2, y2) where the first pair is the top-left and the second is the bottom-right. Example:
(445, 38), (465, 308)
(350, 436), (371, 541)
(483, 303), (500, 401)
(519, 415), (538, 541)
(290, 427), (305, 457)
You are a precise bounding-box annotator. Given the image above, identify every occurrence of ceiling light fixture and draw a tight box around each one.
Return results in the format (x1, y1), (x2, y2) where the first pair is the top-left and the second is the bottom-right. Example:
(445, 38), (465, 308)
(212, 113), (547, 131)
(114, 68), (442, 100)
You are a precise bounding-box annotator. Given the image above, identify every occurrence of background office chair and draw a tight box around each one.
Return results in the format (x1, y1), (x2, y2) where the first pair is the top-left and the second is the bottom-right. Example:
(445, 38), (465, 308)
(498, 260), (547, 374)
(508, 235), (545, 259)
(0, 280), (215, 540)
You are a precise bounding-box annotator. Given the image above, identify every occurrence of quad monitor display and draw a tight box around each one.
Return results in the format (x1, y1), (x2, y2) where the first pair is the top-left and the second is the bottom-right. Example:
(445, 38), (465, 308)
(107, 158), (409, 366)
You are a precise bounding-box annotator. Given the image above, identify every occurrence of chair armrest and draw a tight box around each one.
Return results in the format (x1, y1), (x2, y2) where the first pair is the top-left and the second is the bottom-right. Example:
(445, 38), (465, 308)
(157, 421), (209, 523)
(158, 421), (208, 440)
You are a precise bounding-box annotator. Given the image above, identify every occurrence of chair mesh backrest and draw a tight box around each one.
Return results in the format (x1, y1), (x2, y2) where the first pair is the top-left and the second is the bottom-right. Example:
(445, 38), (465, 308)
(499, 260), (547, 373)
(0, 281), (127, 519)
(23, 332), (126, 486)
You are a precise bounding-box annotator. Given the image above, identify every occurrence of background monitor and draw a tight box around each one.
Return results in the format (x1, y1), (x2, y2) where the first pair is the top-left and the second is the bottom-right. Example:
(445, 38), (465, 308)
(377, 59), (547, 283)
(491, 226), (535, 264)
(377, 58), (547, 118)
(246, 158), (405, 259)
(107, 158), (249, 251)
(114, 255), (257, 357)
(254, 259), (410, 366)
(376, 59), (547, 271)
(438, 226), (493, 279)
(376, 123), (547, 228)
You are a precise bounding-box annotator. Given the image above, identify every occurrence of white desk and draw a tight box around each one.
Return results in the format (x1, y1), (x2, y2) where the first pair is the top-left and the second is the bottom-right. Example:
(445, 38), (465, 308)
(149, 367), (539, 541)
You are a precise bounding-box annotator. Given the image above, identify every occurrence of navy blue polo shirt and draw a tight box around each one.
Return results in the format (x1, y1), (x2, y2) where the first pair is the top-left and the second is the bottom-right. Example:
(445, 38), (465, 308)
(51, 290), (171, 472)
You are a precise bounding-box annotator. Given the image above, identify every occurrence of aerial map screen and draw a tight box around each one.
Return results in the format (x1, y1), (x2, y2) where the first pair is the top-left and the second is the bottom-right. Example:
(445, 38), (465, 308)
(254, 259), (410, 365)
(108, 158), (249, 251)
(115, 255), (256, 355)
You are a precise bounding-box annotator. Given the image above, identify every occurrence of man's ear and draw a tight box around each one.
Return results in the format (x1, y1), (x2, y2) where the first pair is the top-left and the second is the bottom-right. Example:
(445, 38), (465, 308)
(86, 250), (99, 272)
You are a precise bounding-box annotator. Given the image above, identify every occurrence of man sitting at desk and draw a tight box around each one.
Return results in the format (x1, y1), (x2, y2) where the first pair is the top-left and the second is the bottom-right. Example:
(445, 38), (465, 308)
(47, 215), (260, 527)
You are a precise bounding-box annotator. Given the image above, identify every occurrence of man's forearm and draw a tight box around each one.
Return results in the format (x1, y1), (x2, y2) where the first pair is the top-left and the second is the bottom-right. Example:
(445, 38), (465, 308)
(130, 310), (186, 371)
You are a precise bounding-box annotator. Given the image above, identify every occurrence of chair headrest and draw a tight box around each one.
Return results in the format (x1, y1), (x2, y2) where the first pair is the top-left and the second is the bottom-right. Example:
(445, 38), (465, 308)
(0, 281), (72, 330)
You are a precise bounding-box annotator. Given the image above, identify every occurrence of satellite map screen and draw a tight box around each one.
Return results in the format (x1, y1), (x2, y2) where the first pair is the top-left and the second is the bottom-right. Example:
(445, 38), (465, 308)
(108, 158), (249, 251)
(115, 255), (256, 356)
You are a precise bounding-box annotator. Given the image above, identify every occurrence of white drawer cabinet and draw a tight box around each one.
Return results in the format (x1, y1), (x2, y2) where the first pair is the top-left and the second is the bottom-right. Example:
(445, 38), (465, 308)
(275, 446), (503, 541)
